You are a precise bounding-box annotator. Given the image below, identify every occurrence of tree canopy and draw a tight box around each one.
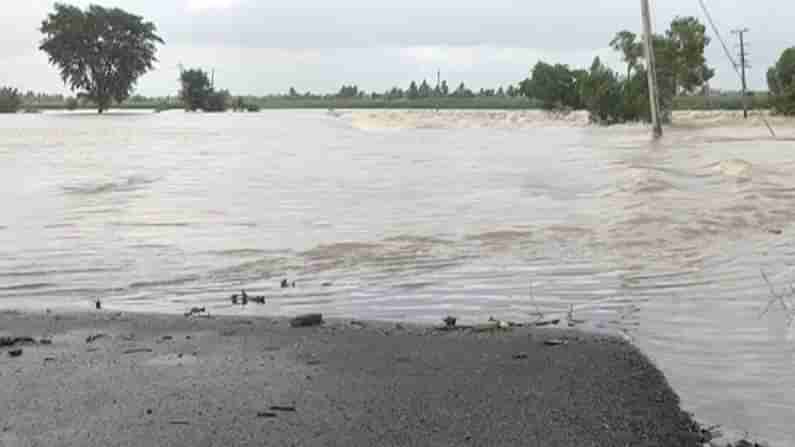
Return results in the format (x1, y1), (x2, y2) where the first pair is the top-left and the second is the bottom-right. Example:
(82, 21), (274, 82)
(180, 69), (213, 112)
(768, 47), (795, 115)
(39, 3), (164, 113)
(611, 16), (713, 96)
(519, 62), (585, 110)
(610, 31), (642, 79)
(666, 16), (714, 93)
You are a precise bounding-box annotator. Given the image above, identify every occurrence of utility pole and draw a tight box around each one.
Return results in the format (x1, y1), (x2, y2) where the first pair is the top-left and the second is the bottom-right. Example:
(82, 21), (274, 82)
(732, 28), (750, 119)
(436, 69), (441, 112)
(641, 0), (663, 138)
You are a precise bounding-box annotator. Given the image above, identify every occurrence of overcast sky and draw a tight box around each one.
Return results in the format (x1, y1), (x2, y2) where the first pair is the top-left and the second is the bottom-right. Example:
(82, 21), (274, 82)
(1, 0), (790, 96)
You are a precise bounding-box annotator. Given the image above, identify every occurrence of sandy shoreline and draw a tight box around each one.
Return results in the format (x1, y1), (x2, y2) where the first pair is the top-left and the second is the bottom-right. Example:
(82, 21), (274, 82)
(0, 309), (712, 446)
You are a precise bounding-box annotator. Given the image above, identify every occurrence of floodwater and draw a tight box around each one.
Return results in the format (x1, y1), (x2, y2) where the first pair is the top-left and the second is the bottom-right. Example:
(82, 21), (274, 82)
(1, 109), (794, 444)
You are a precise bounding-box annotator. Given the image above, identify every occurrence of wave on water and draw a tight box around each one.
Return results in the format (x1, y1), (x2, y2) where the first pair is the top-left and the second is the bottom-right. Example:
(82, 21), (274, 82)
(62, 175), (158, 195)
(129, 275), (200, 289)
(0, 267), (122, 278)
(111, 222), (193, 228)
(0, 282), (56, 292)
(207, 248), (280, 257)
(343, 109), (795, 136)
(347, 110), (591, 130)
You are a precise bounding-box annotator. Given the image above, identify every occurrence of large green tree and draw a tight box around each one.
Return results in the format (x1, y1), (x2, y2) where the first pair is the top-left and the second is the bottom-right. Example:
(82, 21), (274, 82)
(767, 47), (795, 115)
(666, 16), (715, 93)
(39, 3), (164, 113)
(579, 58), (624, 124)
(180, 69), (213, 112)
(519, 62), (583, 110)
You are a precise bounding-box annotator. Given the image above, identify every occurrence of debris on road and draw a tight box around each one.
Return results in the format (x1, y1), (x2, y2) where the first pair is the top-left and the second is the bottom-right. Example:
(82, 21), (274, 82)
(290, 313), (323, 328)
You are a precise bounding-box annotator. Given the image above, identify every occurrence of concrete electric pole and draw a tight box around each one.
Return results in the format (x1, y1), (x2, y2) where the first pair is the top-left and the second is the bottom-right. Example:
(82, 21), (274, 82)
(641, 0), (663, 138)
(732, 28), (750, 119)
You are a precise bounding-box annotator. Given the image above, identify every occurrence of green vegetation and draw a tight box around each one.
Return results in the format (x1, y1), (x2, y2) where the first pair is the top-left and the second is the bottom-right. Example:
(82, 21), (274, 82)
(180, 69), (213, 112)
(517, 15), (715, 125)
(10, 11), (772, 117)
(0, 87), (22, 113)
(179, 68), (260, 112)
(12, 91), (767, 113)
(233, 97), (261, 112)
(518, 62), (586, 110)
(767, 47), (795, 115)
(39, 3), (164, 113)
(65, 97), (79, 111)
(204, 89), (230, 112)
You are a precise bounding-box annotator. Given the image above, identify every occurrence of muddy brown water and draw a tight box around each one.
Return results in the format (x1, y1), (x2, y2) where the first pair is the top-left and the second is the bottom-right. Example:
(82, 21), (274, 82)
(1, 109), (794, 444)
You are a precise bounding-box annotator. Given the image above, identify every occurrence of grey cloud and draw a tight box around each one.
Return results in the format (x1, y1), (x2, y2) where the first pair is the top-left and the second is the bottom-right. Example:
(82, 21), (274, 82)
(2, 0), (792, 94)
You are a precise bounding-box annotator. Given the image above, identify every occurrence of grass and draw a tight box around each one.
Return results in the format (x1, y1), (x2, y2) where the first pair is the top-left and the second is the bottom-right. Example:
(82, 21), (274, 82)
(20, 93), (774, 112)
(672, 93), (771, 111)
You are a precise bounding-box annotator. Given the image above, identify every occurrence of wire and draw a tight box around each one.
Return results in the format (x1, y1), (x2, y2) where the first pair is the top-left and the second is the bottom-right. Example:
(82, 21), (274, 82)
(697, 0), (740, 75)
(697, 0), (776, 138)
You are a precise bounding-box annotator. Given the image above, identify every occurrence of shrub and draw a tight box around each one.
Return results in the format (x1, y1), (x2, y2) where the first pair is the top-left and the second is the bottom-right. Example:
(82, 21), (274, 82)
(65, 97), (79, 111)
(204, 89), (230, 112)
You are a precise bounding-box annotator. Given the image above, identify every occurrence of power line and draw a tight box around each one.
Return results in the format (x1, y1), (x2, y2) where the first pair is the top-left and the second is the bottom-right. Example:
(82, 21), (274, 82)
(697, 0), (776, 137)
(697, 0), (740, 77)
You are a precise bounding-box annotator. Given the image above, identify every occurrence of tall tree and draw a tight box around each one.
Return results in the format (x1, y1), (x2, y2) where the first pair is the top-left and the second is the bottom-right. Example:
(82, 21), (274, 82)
(179, 69), (212, 111)
(665, 16), (714, 94)
(610, 31), (643, 79)
(39, 3), (164, 113)
(407, 81), (419, 99)
(580, 57), (624, 124)
(440, 80), (449, 96)
(418, 80), (432, 98)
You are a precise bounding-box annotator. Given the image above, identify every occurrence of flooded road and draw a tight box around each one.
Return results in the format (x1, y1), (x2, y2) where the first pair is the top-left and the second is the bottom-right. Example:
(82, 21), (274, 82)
(1, 109), (794, 444)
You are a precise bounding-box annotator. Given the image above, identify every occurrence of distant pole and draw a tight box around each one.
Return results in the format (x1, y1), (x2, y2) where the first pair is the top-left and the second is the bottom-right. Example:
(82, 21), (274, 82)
(436, 69), (441, 112)
(732, 28), (750, 119)
(641, 0), (663, 138)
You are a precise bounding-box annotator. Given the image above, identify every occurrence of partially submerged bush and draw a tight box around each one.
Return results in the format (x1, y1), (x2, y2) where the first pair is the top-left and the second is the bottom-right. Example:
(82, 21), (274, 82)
(233, 96), (260, 112)
(204, 89), (230, 112)
(0, 86), (22, 113)
(180, 69), (213, 112)
(65, 97), (79, 111)
(579, 58), (624, 124)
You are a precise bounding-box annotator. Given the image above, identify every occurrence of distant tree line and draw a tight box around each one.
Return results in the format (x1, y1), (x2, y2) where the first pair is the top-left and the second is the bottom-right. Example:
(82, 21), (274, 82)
(277, 81), (521, 101)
